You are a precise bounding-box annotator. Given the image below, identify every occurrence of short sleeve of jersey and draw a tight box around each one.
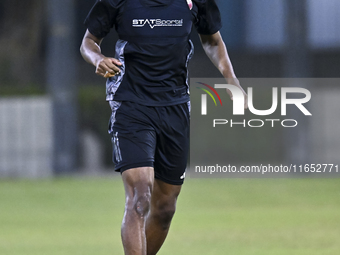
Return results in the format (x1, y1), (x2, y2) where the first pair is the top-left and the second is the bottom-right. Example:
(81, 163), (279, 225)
(193, 0), (222, 35)
(84, 0), (124, 38)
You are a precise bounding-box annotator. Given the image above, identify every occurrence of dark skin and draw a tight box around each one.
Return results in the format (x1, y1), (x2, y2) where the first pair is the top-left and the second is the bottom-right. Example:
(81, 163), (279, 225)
(120, 167), (181, 255)
(80, 29), (247, 255)
(80, 30), (122, 77)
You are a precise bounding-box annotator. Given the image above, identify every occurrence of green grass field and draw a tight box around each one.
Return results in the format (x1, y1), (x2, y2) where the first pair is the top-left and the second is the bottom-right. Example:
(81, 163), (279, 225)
(1, 177), (339, 255)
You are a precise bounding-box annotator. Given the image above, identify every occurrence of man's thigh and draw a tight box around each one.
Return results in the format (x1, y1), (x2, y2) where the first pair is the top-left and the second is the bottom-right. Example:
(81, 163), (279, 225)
(109, 101), (156, 172)
(109, 101), (190, 185)
(154, 103), (190, 185)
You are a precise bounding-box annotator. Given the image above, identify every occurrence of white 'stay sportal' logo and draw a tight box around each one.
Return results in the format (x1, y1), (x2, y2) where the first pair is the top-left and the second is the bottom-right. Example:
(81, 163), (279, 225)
(132, 19), (183, 29)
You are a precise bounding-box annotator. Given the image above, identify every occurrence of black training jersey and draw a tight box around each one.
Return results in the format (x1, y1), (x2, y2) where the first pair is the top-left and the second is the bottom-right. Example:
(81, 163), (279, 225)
(85, 0), (222, 106)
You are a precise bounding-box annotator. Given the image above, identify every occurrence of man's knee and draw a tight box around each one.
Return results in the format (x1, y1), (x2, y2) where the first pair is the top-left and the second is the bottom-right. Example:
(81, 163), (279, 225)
(133, 193), (151, 217)
(122, 167), (154, 218)
(152, 202), (176, 229)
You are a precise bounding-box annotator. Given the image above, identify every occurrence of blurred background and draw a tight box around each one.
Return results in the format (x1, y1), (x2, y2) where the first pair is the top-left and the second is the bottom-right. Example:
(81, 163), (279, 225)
(0, 0), (340, 177)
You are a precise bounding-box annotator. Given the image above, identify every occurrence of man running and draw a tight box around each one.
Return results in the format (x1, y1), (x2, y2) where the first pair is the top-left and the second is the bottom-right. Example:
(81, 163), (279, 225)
(80, 0), (247, 254)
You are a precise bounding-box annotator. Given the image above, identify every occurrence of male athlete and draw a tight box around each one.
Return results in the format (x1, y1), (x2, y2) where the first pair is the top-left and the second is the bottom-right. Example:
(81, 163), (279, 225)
(80, 0), (247, 254)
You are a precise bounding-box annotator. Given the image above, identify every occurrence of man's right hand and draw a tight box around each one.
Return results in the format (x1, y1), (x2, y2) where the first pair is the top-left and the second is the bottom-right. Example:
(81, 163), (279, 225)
(96, 57), (122, 78)
(80, 30), (122, 78)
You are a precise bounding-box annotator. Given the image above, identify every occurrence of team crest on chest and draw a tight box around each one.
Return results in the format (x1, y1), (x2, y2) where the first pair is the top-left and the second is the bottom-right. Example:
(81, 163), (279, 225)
(187, 0), (193, 10)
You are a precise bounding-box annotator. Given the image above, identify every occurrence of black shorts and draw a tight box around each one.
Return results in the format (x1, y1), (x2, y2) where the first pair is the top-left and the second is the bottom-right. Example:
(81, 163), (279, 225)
(108, 101), (190, 185)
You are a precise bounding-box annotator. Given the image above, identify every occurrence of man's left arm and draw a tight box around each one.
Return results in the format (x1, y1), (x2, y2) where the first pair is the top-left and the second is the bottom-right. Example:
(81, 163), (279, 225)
(199, 32), (248, 108)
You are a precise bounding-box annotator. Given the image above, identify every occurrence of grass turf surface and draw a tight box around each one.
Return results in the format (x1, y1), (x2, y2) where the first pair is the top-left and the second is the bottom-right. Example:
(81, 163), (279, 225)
(0, 177), (339, 255)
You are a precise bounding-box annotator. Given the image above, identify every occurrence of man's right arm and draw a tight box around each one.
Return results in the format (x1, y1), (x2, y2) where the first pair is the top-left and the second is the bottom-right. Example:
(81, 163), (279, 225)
(80, 29), (121, 78)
